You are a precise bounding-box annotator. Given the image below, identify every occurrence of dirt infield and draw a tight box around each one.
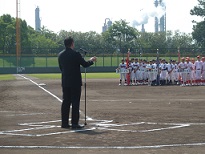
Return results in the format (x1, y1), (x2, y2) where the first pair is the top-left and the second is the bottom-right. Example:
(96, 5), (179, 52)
(0, 74), (205, 154)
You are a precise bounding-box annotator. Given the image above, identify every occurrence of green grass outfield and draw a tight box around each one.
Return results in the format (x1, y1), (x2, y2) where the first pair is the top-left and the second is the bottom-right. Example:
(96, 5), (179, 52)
(28, 73), (119, 79)
(0, 73), (120, 80)
(0, 74), (16, 80)
(0, 56), (179, 67)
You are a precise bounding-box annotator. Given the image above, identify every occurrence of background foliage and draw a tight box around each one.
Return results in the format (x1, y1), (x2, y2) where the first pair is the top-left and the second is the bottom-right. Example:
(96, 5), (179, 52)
(0, 0), (205, 67)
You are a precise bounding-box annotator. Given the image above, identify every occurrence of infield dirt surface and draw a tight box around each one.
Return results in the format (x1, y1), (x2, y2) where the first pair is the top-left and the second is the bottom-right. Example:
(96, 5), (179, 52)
(0, 74), (205, 154)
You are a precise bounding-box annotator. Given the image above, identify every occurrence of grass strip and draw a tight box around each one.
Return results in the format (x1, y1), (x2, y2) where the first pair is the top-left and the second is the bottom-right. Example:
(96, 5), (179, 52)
(28, 73), (119, 79)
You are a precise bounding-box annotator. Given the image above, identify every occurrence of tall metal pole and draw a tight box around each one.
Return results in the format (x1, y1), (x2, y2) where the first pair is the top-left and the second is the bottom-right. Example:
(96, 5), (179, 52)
(16, 0), (21, 73)
(117, 32), (121, 67)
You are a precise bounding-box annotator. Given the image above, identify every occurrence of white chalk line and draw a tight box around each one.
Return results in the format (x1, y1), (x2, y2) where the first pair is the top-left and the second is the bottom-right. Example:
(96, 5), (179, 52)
(0, 74), (203, 149)
(1, 118), (205, 137)
(84, 99), (205, 102)
(0, 119), (109, 137)
(0, 142), (205, 149)
(6, 113), (47, 116)
(17, 74), (62, 103)
(0, 127), (97, 137)
(17, 74), (93, 120)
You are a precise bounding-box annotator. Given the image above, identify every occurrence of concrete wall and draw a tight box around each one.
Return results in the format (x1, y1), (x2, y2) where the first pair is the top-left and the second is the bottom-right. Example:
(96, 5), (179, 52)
(0, 66), (117, 74)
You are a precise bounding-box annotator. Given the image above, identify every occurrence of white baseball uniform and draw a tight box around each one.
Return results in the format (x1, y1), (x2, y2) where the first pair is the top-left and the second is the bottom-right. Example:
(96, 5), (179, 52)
(178, 62), (187, 85)
(118, 63), (127, 81)
(201, 61), (205, 83)
(160, 63), (167, 80)
(191, 62), (196, 83)
(132, 62), (139, 82)
(185, 61), (193, 84)
(194, 60), (202, 80)
(172, 63), (179, 82)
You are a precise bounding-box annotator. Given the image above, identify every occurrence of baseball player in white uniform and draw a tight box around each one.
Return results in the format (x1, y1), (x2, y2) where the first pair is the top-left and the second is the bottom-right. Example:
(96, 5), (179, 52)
(116, 59), (127, 86)
(138, 59), (144, 84)
(166, 60), (174, 85)
(178, 57), (187, 86)
(129, 58), (135, 85)
(191, 58), (196, 85)
(160, 59), (167, 85)
(132, 58), (140, 85)
(185, 57), (193, 86)
(142, 60), (148, 84)
(194, 55), (203, 85)
(153, 59), (158, 81)
(171, 60), (179, 84)
(146, 60), (157, 86)
(201, 57), (205, 85)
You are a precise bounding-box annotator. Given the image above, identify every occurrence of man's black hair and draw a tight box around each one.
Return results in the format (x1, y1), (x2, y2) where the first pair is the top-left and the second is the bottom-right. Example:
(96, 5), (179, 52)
(64, 37), (74, 47)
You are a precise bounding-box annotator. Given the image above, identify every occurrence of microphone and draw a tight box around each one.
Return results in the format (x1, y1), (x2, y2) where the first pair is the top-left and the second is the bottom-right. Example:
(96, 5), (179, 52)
(79, 48), (88, 56)
(80, 48), (88, 53)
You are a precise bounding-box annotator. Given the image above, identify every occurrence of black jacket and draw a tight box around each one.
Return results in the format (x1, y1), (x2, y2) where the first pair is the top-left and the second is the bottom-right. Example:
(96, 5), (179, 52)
(58, 47), (93, 87)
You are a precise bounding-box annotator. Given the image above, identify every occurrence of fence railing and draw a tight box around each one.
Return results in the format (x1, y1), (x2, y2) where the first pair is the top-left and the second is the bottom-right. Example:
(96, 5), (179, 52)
(0, 49), (204, 68)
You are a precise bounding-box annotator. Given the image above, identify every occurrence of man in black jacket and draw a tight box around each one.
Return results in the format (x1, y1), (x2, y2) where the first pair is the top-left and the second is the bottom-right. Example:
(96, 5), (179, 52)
(58, 37), (97, 129)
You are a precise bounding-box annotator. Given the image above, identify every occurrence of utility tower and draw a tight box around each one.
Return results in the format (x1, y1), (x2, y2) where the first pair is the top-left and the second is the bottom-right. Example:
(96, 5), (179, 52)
(102, 18), (112, 32)
(154, 0), (159, 32)
(154, 0), (166, 33)
(35, 6), (41, 31)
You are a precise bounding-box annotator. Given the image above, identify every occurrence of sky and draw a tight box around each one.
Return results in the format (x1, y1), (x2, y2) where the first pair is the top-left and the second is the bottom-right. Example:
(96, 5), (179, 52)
(0, 0), (202, 34)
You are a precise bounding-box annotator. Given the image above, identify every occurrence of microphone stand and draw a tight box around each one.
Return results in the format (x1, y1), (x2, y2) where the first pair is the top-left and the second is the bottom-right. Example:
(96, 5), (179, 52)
(84, 51), (87, 126)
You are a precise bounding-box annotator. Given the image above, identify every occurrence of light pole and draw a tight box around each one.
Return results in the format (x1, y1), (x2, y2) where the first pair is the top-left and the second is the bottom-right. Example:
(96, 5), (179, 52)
(117, 32), (122, 59)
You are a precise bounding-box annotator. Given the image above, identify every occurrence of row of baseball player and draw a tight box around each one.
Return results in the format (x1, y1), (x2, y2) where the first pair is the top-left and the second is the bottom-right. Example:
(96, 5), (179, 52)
(116, 55), (205, 86)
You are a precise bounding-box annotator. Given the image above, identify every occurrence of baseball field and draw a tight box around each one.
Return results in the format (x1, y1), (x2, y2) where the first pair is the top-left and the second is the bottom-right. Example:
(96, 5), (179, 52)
(0, 73), (205, 154)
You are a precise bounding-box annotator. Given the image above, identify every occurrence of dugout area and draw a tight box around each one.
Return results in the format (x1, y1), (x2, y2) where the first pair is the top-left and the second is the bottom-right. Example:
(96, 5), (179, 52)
(0, 74), (205, 154)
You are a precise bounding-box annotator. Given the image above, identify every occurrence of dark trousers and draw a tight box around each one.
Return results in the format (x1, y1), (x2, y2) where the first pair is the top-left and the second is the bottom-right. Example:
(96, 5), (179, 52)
(61, 86), (81, 126)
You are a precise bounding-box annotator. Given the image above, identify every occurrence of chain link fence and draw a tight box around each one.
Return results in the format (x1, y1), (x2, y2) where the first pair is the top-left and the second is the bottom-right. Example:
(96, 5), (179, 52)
(0, 48), (204, 68)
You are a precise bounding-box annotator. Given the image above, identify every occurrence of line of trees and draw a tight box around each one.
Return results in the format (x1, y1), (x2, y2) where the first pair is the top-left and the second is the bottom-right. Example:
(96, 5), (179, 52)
(0, 0), (205, 57)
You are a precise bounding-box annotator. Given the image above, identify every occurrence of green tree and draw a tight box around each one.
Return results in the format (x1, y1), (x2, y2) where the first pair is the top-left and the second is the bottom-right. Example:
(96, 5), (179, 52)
(167, 30), (193, 49)
(0, 14), (16, 54)
(29, 31), (59, 55)
(190, 0), (205, 48)
(192, 21), (205, 48)
(190, 0), (205, 17)
(103, 19), (139, 54)
(40, 26), (58, 42)
(0, 14), (34, 54)
(57, 30), (105, 54)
